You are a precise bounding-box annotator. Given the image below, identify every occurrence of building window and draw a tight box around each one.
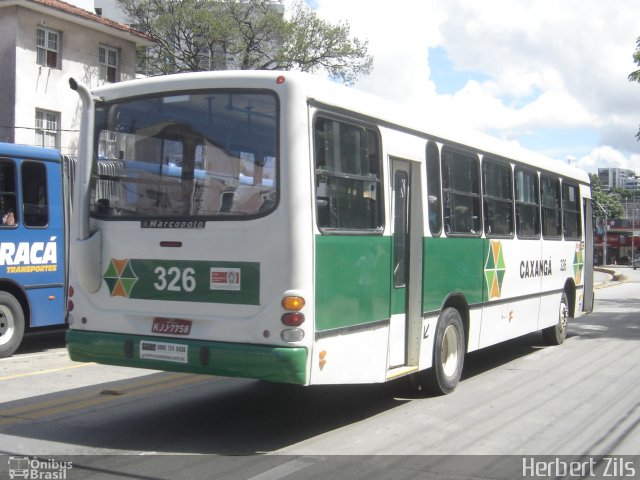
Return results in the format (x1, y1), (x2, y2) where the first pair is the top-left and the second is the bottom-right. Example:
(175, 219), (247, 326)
(99, 45), (119, 83)
(98, 130), (119, 159)
(37, 26), (60, 68)
(35, 110), (60, 149)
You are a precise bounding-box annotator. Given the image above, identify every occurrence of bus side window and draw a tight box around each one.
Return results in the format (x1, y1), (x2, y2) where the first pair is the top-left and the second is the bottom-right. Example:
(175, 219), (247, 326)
(21, 161), (49, 227)
(562, 182), (582, 240)
(514, 167), (540, 238)
(441, 147), (481, 235)
(541, 175), (561, 238)
(482, 158), (514, 237)
(314, 117), (383, 232)
(426, 141), (442, 235)
(0, 159), (18, 227)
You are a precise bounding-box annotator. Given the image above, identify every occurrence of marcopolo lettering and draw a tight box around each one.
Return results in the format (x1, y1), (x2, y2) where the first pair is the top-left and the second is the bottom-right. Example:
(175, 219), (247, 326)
(520, 258), (553, 279)
(0, 237), (58, 272)
(142, 220), (205, 229)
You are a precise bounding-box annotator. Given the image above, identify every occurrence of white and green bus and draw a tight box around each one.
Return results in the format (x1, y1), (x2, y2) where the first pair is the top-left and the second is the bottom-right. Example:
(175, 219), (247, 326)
(66, 71), (593, 394)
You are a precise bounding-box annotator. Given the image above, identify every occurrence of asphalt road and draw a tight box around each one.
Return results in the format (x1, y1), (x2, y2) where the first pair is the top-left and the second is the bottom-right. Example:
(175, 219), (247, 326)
(0, 269), (638, 479)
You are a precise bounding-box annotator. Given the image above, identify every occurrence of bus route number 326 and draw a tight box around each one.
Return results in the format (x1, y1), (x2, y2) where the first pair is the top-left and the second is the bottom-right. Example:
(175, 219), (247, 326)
(153, 266), (196, 292)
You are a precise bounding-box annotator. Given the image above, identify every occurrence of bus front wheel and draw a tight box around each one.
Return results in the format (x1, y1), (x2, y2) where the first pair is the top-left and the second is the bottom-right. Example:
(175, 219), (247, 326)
(542, 291), (569, 346)
(0, 292), (25, 358)
(411, 307), (465, 395)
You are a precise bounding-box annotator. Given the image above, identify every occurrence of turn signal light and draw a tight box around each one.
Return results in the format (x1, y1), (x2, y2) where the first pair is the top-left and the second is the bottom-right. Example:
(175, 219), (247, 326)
(282, 296), (305, 311)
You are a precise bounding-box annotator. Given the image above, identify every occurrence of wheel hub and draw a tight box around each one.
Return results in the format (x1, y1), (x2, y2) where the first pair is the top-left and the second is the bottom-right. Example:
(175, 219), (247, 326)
(441, 324), (460, 378)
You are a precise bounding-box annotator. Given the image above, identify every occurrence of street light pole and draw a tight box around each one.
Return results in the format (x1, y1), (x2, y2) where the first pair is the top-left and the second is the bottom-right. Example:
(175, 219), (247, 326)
(595, 202), (608, 266)
(633, 212), (636, 263)
(632, 203), (638, 265)
(604, 211), (608, 266)
(624, 199), (638, 266)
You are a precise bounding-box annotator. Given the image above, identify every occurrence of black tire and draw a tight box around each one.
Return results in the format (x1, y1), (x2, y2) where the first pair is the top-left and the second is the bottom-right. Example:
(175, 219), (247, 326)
(411, 307), (465, 395)
(0, 291), (25, 358)
(542, 291), (569, 346)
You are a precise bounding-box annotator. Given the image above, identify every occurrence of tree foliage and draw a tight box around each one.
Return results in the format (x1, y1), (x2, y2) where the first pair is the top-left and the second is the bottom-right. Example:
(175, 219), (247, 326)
(629, 35), (640, 140)
(589, 173), (624, 220)
(118, 0), (373, 84)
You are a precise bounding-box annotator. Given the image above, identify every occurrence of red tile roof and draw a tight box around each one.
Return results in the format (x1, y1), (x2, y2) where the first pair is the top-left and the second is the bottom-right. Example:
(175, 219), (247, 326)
(19, 0), (152, 41)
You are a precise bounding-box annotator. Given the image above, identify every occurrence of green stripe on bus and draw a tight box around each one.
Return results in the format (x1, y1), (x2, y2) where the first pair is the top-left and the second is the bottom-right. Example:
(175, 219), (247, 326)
(422, 237), (486, 312)
(315, 235), (488, 330)
(66, 330), (307, 385)
(315, 235), (392, 331)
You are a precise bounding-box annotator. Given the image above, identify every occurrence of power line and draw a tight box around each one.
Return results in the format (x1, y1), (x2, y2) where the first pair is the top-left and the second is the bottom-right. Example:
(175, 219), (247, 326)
(0, 125), (80, 133)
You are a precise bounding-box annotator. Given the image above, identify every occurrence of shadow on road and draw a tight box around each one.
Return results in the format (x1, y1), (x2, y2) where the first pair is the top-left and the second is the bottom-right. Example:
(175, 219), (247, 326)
(0, 376), (417, 454)
(462, 332), (544, 381)
(15, 328), (66, 355)
(0, 337), (549, 455)
(4, 298), (632, 455)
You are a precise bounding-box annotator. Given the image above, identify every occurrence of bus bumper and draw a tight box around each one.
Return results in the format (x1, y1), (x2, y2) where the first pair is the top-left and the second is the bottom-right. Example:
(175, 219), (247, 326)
(66, 330), (308, 385)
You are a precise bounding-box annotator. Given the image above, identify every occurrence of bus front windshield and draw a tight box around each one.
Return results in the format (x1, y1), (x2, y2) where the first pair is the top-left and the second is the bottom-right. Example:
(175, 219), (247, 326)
(92, 90), (278, 220)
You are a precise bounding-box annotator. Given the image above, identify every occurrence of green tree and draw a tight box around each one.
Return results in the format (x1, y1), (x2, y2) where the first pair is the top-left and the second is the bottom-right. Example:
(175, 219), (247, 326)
(589, 173), (624, 219)
(118, 0), (373, 84)
(629, 35), (640, 140)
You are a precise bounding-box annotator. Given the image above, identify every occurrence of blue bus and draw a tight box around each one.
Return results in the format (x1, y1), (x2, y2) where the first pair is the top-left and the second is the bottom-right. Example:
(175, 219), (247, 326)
(0, 142), (70, 357)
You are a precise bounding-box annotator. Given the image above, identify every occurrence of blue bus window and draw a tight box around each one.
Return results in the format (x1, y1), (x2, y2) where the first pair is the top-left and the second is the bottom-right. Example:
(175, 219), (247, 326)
(21, 161), (49, 227)
(1, 160), (18, 226)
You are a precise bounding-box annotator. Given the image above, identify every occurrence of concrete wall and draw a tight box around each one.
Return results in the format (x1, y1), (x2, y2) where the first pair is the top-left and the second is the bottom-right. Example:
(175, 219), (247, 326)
(0, 8), (18, 143)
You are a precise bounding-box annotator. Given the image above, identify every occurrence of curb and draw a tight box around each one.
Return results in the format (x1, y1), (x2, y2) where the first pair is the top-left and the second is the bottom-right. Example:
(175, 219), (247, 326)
(594, 267), (628, 288)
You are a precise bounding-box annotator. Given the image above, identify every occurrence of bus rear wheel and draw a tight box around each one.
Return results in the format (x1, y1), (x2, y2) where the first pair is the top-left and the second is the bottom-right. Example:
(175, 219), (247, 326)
(0, 292), (25, 358)
(542, 291), (569, 346)
(411, 307), (465, 395)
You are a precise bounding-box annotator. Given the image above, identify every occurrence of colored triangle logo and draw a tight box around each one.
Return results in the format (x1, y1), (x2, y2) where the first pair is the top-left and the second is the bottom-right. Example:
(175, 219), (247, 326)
(484, 240), (506, 300)
(573, 243), (585, 285)
(103, 259), (138, 298)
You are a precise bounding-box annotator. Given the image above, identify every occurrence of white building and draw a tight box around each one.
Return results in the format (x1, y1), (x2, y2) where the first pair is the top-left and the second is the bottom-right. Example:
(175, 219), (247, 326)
(624, 176), (640, 191)
(0, 0), (151, 155)
(598, 167), (638, 191)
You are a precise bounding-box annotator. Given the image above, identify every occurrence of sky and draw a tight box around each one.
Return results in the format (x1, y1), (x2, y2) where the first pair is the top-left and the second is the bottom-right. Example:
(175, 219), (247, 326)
(300, 0), (640, 175)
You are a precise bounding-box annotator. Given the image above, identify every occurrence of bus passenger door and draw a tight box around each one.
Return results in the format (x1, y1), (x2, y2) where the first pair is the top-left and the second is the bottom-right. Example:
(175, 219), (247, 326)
(389, 159), (412, 368)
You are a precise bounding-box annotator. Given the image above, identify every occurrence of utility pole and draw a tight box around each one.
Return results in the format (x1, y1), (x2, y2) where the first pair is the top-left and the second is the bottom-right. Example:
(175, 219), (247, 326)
(595, 202), (609, 266)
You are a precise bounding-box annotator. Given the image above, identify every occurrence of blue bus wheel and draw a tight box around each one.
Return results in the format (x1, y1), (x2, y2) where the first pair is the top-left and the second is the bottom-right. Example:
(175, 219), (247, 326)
(0, 292), (25, 358)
